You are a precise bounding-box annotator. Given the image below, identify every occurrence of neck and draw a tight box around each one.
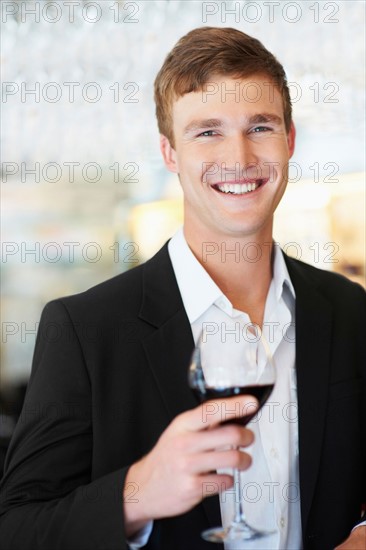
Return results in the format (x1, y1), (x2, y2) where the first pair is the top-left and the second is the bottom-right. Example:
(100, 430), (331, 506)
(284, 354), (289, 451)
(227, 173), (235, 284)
(183, 224), (274, 327)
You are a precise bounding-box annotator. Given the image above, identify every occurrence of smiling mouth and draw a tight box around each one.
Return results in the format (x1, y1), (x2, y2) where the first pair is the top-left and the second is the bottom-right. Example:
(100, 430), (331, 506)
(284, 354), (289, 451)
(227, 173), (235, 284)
(212, 179), (268, 195)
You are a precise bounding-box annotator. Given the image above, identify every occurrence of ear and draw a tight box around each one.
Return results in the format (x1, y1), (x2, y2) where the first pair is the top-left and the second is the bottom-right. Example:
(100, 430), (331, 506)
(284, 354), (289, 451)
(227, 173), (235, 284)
(287, 121), (296, 158)
(160, 135), (179, 173)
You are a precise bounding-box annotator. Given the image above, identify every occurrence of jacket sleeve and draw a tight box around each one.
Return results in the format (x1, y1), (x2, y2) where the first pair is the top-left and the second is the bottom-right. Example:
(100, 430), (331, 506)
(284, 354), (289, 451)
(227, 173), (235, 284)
(0, 300), (130, 550)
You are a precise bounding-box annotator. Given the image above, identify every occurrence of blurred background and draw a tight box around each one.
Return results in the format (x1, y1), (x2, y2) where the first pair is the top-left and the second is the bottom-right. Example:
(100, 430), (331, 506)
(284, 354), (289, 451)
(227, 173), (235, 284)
(1, 0), (365, 469)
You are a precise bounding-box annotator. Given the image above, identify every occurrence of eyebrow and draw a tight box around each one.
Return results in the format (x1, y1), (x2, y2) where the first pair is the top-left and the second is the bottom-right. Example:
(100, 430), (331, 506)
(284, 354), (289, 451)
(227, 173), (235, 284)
(248, 113), (283, 125)
(183, 113), (283, 135)
(183, 118), (223, 135)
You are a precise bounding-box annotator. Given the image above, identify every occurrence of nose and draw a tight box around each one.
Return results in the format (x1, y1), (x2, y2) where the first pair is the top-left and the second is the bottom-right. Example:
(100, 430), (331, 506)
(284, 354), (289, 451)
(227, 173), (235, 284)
(220, 134), (260, 180)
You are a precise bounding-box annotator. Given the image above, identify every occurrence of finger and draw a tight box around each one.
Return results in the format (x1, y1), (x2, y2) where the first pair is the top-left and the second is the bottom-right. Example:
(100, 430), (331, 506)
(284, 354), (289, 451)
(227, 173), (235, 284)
(178, 395), (259, 432)
(198, 473), (236, 499)
(188, 448), (253, 475)
(187, 423), (255, 453)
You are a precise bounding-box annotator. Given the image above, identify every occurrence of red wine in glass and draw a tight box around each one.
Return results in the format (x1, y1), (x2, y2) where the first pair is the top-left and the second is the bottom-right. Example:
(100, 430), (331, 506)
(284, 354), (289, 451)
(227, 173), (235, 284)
(188, 327), (276, 543)
(193, 383), (274, 425)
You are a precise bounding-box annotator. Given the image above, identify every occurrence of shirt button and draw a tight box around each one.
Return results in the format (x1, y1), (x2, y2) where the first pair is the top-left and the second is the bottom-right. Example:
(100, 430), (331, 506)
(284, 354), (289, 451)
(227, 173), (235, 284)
(270, 447), (279, 458)
(280, 517), (285, 528)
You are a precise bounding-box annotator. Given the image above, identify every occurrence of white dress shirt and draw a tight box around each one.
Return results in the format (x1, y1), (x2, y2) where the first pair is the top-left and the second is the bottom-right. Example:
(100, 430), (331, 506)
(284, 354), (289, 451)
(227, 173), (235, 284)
(128, 228), (302, 549)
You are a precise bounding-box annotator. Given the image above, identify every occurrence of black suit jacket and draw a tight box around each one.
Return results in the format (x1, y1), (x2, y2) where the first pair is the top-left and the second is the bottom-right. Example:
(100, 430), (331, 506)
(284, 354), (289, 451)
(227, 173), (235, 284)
(0, 243), (365, 550)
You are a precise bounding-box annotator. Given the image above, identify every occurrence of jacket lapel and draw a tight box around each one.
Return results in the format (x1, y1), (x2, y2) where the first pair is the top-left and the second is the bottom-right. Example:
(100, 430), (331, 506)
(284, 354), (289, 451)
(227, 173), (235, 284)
(139, 243), (222, 532)
(285, 255), (333, 536)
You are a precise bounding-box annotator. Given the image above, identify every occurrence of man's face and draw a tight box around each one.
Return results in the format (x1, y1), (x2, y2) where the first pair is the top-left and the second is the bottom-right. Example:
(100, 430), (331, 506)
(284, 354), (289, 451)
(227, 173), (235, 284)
(160, 74), (295, 241)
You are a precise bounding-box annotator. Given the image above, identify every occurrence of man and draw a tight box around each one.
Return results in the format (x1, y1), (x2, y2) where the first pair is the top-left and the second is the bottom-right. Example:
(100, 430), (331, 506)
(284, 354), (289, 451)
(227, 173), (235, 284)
(0, 27), (365, 550)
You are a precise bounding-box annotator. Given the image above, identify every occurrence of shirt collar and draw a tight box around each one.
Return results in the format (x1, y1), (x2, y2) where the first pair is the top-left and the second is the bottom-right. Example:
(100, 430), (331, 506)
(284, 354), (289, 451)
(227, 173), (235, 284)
(168, 228), (223, 323)
(272, 242), (295, 302)
(168, 227), (295, 324)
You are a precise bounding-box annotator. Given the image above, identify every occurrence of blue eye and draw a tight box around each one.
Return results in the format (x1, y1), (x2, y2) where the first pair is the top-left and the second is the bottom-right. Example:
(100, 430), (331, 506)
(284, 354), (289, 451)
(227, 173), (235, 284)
(252, 126), (271, 133)
(198, 130), (216, 137)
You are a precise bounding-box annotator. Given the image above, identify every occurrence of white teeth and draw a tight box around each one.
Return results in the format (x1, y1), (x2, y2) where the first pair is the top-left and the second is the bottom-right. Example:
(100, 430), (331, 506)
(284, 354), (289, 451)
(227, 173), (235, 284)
(217, 182), (258, 194)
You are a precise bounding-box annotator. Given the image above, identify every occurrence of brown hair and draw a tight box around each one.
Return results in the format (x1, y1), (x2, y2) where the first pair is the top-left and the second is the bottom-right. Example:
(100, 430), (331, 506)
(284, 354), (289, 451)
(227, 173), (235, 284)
(154, 27), (292, 147)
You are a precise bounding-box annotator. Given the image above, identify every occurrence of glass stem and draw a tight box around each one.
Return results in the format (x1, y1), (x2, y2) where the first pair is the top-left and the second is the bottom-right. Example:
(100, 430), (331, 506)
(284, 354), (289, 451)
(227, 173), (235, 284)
(233, 462), (246, 524)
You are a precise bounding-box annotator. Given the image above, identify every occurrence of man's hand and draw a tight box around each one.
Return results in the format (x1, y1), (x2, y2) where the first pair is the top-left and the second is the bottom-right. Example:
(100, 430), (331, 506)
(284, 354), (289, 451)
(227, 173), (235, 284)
(335, 526), (366, 549)
(123, 395), (257, 537)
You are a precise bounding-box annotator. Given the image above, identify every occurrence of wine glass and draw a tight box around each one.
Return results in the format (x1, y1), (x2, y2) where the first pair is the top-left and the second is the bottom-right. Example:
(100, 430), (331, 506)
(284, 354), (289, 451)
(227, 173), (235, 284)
(188, 322), (276, 543)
